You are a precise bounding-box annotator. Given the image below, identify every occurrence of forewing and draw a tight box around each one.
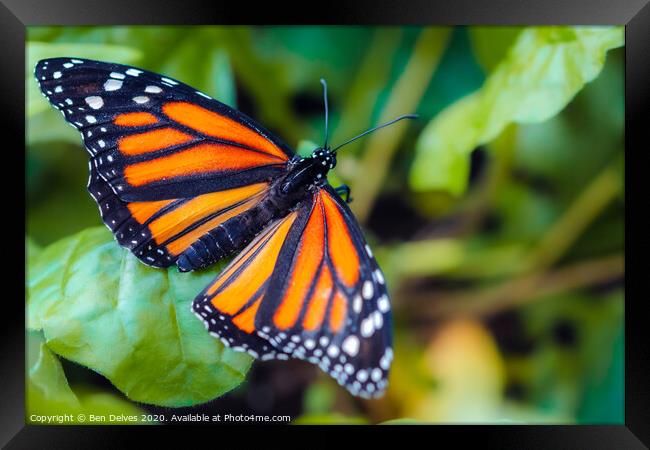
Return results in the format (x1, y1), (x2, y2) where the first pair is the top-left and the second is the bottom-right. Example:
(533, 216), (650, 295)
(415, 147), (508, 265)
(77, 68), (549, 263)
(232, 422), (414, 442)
(89, 165), (269, 267)
(36, 57), (294, 268)
(34, 57), (293, 202)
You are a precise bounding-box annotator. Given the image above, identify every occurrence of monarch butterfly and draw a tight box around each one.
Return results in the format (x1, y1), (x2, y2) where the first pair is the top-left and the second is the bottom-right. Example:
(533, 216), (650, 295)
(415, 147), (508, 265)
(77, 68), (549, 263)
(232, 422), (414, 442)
(34, 58), (415, 399)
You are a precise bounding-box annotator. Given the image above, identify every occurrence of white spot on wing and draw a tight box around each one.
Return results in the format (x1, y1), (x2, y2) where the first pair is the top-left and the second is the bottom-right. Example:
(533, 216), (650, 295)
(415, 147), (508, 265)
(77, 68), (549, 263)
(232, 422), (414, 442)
(374, 269), (385, 284)
(104, 79), (123, 91)
(372, 310), (383, 330)
(133, 96), (149, 104)
(126, 68), (142, 76)
(342, 335), (360, 357)
(362, 281), (374, 299)
(145, 85), (162, 94)
(377, 294), (390, 313)
(85, 96), (104, 109)
(361, 317), (374, 337)
(353, 294), (362, 313)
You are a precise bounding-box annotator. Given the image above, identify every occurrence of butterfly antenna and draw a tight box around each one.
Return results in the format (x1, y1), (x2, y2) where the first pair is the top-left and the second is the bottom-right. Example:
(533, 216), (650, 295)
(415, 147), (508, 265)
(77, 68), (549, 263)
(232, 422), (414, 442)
(331, 114), (418, 153)
(320, 78), (330, 149)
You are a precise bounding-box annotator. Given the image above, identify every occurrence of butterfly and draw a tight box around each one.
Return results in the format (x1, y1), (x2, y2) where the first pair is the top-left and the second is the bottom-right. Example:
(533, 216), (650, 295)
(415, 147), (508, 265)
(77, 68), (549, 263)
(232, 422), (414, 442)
(34, 58), (415, 399)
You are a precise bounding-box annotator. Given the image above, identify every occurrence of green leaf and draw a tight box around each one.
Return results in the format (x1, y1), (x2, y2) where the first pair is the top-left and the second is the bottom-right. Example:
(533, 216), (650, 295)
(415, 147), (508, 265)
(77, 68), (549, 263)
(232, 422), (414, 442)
(27, 331), (151, 424)
(28, 331), (81, 411)
(27, 42), (142, 117)
(26, 237), (42, 261)
(410, 26), (624, 195)
(27, 226), (252, 407)
(28, 108), (90, 146)
(72, 386), (154, 424)
(469, 27), (522, 72)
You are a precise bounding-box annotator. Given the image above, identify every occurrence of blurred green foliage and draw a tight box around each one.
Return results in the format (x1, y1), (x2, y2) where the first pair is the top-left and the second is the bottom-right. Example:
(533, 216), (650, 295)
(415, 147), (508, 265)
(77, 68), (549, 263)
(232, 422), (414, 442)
(411, 27), (623, 195)
(26, 25), (624, 424)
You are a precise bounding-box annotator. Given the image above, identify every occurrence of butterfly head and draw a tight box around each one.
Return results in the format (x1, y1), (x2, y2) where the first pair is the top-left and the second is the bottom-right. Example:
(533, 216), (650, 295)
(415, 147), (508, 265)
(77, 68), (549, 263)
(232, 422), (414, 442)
(311, 147), (337, 172)
(281, 149), (335, 196)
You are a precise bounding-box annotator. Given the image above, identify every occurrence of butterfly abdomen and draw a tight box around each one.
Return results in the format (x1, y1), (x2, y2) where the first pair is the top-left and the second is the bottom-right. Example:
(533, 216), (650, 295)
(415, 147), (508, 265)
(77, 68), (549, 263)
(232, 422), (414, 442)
(176, 187), (300, 272)
(177, 157), (327, 272)
(177, 203), (271, 271)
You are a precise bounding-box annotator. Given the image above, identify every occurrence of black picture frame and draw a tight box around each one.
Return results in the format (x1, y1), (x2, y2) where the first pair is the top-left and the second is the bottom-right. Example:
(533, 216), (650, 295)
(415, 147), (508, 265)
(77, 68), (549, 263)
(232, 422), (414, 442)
(4, 0), (647, 447)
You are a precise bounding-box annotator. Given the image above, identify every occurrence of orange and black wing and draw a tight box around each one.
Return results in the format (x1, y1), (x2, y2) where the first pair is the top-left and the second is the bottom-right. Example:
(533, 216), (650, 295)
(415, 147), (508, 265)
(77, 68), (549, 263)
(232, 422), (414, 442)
(35, 58), (293, 268)
(193, 186), (393, 398)
(87, 165), (269, 267)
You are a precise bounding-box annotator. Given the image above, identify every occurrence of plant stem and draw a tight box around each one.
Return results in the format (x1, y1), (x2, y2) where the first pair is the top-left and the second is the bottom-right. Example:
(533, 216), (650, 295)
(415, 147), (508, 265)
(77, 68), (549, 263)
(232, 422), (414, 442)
(331, 28), (403, 158)
(524, 164), (621, 272)
(410, 253), (623, 319)
(351, 27), (451, 223)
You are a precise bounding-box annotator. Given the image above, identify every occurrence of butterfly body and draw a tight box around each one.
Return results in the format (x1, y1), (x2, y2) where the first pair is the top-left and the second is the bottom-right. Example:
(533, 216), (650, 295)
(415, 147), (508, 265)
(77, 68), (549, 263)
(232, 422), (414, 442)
(177, 149), (336, 272)
(35, 58), (397, 398)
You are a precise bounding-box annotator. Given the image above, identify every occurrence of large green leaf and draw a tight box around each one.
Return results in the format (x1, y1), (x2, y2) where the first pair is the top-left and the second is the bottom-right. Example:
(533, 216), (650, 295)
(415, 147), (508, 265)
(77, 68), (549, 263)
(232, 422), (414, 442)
(28, 331), (80, 412)
(27, 42), (142, 117)
(469, 27), (522, 73)
(26, 237), (42, 261)
(27, 331), (151, 424)
(410, 26), (624, 195)
(27, 227), (252, 407)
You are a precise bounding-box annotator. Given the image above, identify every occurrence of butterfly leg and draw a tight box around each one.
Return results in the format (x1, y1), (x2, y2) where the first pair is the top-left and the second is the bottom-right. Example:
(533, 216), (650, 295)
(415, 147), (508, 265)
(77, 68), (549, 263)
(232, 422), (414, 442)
(335, 185), (352, 203)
